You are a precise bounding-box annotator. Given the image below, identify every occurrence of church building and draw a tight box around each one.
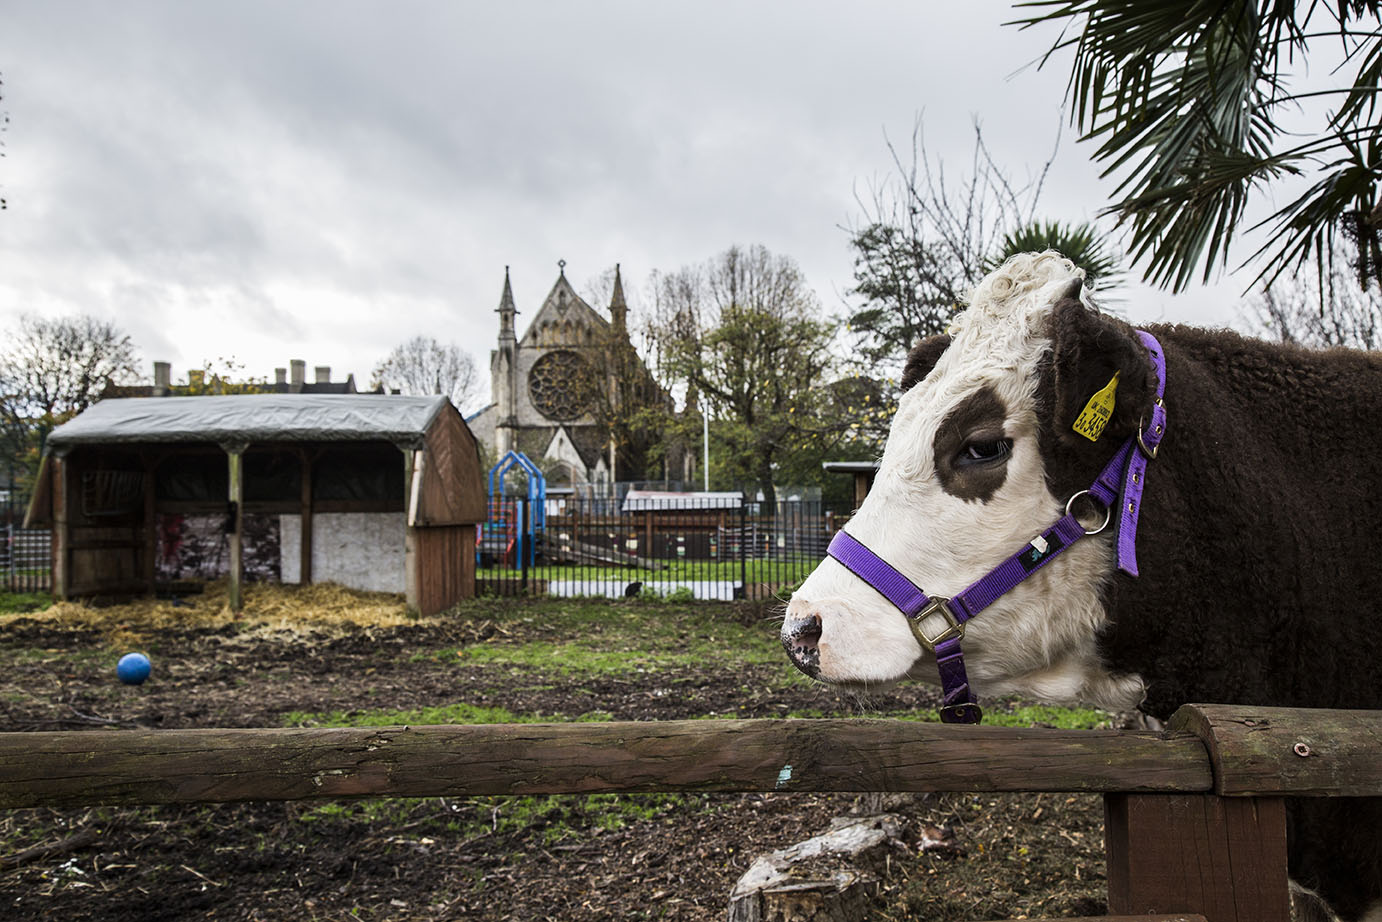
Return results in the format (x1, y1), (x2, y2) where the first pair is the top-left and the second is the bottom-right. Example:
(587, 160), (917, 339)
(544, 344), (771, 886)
(467, 262), (691, 489)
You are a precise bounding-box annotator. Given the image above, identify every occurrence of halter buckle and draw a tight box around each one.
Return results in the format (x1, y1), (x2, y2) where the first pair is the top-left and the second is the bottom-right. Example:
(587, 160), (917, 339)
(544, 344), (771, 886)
(909, 597), (964, 651)
(1137, 397), (1166, 459)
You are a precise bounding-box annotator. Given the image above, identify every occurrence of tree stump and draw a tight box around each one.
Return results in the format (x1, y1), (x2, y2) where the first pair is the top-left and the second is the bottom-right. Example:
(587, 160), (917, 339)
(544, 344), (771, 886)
(727, 814), (904, 922)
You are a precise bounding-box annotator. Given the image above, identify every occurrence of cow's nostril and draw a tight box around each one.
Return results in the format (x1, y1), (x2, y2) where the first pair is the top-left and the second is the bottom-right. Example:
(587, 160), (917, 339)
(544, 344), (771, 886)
(782, 613), (823, 678)
(790, 613), (822, 649)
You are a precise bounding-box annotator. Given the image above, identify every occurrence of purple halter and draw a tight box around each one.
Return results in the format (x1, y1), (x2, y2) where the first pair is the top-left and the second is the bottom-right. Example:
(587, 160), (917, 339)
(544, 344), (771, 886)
(827, 331), (1168, 724)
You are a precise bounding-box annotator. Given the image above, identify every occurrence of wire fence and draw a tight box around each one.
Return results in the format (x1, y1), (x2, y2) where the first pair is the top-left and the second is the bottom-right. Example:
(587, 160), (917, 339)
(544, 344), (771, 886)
(3, 526), (51, 594)
(477, 495), (833, 600)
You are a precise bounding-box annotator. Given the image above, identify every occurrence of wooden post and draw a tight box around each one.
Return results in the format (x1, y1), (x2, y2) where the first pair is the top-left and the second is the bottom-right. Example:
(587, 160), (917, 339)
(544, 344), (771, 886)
(1104, 793), (1289, 922)
(51, 456), (69, 601)
(1167, 703), (1382, 797)
(298, 449), (313, 585)
(226, 445), (245, 612)
(852, 472), (870, 510)
(403, 447), (420, 612)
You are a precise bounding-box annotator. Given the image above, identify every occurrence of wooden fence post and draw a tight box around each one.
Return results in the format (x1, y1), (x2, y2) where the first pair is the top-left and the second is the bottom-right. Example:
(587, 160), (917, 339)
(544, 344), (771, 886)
(1104, 792), (1289, 921)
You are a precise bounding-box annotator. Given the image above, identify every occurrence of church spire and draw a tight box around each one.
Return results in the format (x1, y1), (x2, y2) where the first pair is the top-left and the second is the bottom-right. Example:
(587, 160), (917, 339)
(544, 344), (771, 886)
(497, 265), (518, 343)
(609, 263), (628, 335)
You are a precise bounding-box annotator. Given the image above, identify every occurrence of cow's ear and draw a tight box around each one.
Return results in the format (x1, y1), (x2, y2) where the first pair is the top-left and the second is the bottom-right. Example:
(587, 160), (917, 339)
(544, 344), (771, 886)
(900, 334), (951, 392)
(1049, 297), (1155, 446)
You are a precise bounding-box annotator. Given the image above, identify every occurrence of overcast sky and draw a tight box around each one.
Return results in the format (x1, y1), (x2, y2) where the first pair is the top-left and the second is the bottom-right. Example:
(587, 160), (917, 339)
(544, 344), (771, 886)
(2, 2), (1282, 405)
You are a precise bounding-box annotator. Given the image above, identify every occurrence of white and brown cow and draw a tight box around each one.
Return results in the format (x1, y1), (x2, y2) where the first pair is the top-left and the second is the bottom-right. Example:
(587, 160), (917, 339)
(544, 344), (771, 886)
(782, 251), (1382, 921)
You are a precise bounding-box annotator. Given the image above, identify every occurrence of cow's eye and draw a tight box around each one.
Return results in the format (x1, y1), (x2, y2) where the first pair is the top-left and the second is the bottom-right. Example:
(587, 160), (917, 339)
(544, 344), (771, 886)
(957, 438), (1012, 466)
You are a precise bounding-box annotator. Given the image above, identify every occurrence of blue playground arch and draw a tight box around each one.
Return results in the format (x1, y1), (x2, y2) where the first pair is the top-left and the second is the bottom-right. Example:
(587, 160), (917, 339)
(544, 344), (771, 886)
(484, 451), (546, 569)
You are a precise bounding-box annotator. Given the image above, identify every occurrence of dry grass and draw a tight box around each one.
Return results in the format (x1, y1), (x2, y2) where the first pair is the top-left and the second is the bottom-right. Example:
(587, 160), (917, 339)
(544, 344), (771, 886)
(0, 580), (427, 647)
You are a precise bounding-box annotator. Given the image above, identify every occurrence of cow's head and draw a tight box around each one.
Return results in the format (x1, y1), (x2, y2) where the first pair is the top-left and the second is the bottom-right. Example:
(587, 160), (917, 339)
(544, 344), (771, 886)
(783, 251), (1156, 711)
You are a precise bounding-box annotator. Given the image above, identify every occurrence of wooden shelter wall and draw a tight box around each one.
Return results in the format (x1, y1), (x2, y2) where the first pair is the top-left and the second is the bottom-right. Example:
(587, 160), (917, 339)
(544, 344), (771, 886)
(414, 525), (476, 615)
(57, 449), (152, 596)
(416, 407), (486, 526)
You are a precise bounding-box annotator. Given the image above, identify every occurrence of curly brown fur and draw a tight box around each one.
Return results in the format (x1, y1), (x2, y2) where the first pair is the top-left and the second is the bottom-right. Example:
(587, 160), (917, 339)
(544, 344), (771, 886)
(1037, 307), (1382, 920)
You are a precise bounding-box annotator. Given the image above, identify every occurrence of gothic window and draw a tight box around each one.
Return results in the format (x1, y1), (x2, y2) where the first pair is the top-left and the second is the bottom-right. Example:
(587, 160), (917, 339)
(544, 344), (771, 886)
(528, 349), (595, 421)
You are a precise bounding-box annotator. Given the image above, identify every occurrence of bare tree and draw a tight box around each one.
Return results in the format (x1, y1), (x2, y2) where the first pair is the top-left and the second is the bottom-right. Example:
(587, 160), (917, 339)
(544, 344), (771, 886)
(1, 71), (8, 211)
(371, 336), (482, 411)
(0, 313), (141, 490)
(1247, 249), (1382, 350)
(846, 119), (1121, 368)
(646, 245), (841, 506)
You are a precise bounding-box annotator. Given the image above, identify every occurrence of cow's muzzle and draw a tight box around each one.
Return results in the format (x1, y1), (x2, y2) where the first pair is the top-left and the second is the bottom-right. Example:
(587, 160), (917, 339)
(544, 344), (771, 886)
(781, 613), (822, 679)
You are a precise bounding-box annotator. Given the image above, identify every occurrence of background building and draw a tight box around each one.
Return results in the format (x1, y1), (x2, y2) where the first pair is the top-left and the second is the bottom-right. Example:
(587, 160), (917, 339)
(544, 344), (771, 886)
(468, 262), (694, 489)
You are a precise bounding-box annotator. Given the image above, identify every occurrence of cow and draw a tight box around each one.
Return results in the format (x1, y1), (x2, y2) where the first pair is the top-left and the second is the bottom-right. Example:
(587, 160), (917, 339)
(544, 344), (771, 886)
(781, 251), (1382, 921)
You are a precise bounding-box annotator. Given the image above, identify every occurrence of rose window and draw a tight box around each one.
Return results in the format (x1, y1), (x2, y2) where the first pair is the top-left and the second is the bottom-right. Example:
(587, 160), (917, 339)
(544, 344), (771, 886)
(528, 349), (595, 421)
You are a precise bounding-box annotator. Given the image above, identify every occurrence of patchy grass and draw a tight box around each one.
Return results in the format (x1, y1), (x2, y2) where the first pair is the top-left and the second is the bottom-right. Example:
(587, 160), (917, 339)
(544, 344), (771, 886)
(781, 702), (1113, 729)
(282, 701), (617, 727)
(414, 597), (787, 676)
(297, 791), (700, 846)
(0, 592), (50, 615)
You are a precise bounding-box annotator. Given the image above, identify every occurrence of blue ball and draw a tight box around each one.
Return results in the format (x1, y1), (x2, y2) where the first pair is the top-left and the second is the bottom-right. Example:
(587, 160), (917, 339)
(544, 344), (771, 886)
(117, 652), (151, 685)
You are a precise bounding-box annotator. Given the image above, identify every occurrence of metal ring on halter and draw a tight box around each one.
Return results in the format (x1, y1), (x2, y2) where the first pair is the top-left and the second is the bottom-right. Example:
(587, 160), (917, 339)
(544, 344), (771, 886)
(1065, 490), (1112, 535)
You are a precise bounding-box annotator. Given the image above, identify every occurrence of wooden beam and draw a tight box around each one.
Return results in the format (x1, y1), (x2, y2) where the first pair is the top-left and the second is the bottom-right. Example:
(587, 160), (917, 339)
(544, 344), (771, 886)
(1104, 793), (1289, 922)
(298, 449), (313, 585)
(51, 457), (69, 601)
(980, 917), (1207, 922)
(1168, 703), (1382, 797)
(403, 448), (420, 611)
(0, 720), (1211, 809)
(226, 446), (244, 612)
(141, 457), (156, 596)
(853, 472), (869, 510)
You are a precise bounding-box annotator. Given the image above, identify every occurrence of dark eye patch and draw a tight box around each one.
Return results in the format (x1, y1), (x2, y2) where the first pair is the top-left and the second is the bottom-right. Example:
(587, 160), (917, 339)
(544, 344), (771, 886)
(933, 387), (1010, 503)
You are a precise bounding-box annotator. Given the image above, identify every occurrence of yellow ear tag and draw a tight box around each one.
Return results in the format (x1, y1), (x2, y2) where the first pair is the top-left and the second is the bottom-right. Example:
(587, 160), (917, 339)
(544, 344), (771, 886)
(1072, 372), (1120, 442)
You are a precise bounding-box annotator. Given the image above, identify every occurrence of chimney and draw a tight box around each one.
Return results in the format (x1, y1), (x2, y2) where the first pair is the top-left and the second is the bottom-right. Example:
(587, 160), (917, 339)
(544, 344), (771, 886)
(290, 360), (306, 390)
(153, 361), (171, 393)
(275, 367), (287, 386)
(315, 366), (331, 384)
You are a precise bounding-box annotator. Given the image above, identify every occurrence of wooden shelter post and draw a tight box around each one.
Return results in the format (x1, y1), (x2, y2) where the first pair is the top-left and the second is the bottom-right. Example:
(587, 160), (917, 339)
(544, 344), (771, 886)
(51, 455), (70, 601)
(298, 449), (313, 585)
(142, 454), (156, 596)
(225, 444), (246, 612)
(403, 447), (421, 612)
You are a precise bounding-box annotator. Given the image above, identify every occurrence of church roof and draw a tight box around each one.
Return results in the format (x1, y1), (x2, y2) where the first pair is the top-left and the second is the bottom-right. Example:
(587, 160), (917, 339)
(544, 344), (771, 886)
(519, 268), (610, 348)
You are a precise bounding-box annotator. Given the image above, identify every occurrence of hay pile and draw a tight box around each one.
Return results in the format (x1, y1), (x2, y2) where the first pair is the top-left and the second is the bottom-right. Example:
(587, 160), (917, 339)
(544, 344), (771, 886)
(1, 581), (428, 644)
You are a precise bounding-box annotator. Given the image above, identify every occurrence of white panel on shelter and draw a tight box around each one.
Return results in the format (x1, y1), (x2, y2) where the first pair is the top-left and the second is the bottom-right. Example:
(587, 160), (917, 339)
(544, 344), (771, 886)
(279, 512), (406, 593)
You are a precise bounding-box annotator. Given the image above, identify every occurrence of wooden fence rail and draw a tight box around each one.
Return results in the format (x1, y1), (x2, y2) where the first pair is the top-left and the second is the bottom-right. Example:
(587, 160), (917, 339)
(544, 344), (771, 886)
(0, 719), (1211, 809)
(1, 703), (1379, 922)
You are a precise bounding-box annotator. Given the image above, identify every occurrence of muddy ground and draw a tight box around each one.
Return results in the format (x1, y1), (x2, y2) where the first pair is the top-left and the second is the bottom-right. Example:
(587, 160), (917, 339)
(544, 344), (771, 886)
(0, 597), (1107, 922)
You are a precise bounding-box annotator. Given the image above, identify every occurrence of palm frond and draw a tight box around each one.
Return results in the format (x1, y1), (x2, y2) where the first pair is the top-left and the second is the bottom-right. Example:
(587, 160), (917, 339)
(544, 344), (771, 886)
(1012, 0), (1382, 291)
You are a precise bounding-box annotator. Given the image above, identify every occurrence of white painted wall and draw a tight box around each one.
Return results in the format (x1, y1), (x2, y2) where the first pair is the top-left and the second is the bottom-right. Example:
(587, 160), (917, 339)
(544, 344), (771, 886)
(280, 512), (407, 593)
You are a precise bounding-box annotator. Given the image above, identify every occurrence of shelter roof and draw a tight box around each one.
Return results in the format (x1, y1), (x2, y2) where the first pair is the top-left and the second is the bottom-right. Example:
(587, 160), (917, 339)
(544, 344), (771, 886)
(45, 394), (451, 450)
(621, 490), (744, 512)
(821, 461), (880, 474)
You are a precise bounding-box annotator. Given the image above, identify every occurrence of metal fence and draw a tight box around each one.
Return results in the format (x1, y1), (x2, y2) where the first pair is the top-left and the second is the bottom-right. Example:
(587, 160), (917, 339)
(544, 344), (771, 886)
(477, 495), (833, 600)
(3, 526), (51, 594)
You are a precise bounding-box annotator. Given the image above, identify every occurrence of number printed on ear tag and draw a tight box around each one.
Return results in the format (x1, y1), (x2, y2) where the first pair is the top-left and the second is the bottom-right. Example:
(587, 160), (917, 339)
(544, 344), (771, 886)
(1073, 372), (1120, 442)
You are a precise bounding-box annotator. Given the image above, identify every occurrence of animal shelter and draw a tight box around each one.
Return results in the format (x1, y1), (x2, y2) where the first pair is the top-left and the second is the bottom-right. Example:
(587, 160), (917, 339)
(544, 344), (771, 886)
(25, 394), (485, 614)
